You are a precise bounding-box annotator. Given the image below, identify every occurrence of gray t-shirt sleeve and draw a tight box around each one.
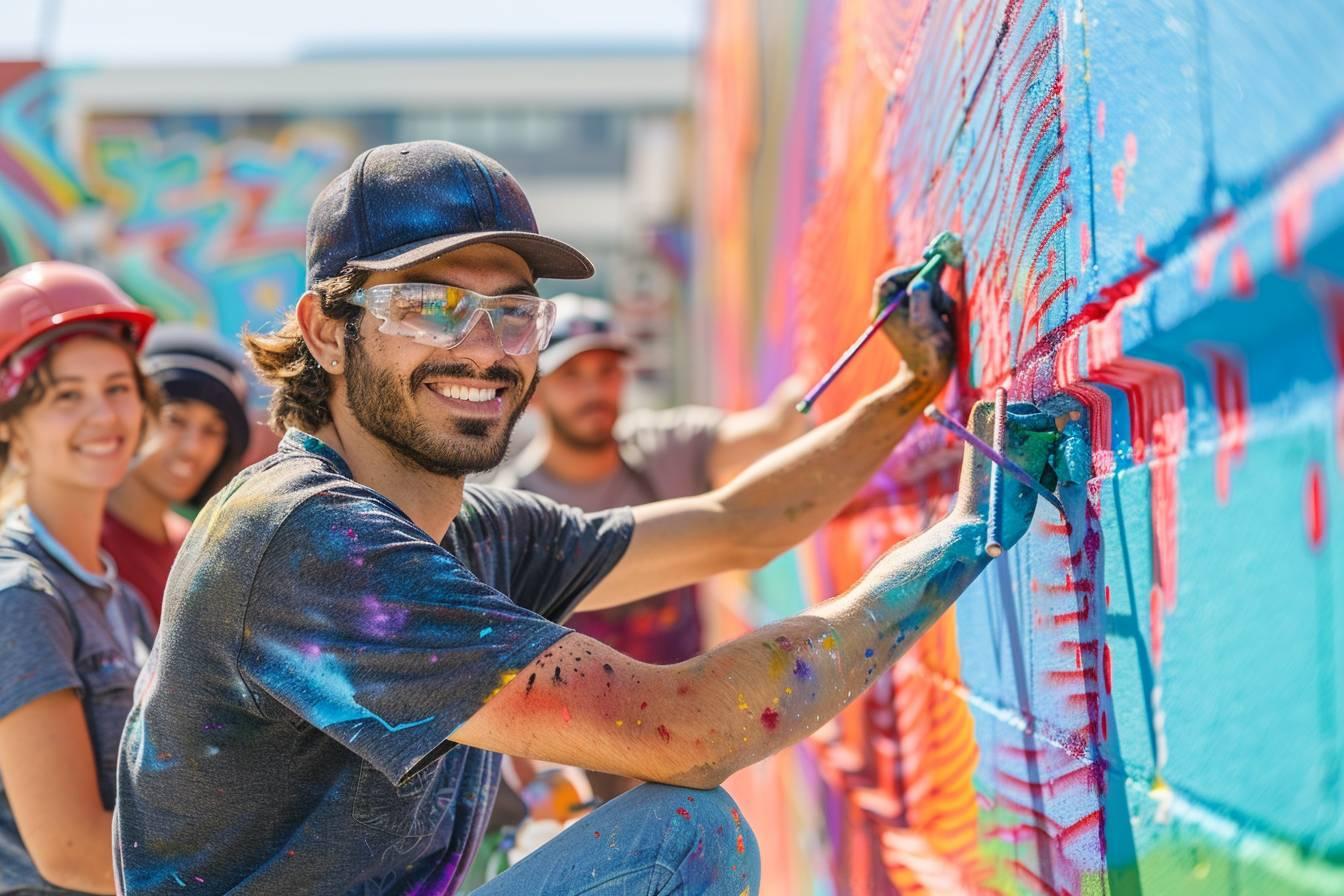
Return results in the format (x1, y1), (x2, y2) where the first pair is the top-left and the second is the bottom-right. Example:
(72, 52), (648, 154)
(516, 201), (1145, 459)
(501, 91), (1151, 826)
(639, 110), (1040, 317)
(237, 485), (573, 786)
(0, 574), (80, 720)
(615, 405), (727, 497)
(458, 485), (634, 623)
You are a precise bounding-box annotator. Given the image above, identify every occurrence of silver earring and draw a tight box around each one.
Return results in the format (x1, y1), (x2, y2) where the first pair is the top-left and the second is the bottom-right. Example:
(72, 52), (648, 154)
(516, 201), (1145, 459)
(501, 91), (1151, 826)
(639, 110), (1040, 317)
(330, 360), (339, 368)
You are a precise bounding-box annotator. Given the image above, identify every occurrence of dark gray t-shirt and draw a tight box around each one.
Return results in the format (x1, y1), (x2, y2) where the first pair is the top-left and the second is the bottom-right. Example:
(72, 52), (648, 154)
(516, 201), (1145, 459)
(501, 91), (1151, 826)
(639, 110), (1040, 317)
(113, 430), (633, 896)
(494, 406), (722, 665)
(0, 507), (154, 895)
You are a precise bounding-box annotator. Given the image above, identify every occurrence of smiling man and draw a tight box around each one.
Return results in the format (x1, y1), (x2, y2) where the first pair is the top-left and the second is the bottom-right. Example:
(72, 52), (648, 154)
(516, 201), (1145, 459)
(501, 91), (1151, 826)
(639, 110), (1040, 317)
(112, 141), (1055, 896)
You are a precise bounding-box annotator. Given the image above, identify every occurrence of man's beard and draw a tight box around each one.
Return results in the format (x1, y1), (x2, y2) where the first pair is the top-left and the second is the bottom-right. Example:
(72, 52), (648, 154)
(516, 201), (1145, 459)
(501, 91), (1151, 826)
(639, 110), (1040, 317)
(548, 402), (618, 452)
(343, 340), (537, 478)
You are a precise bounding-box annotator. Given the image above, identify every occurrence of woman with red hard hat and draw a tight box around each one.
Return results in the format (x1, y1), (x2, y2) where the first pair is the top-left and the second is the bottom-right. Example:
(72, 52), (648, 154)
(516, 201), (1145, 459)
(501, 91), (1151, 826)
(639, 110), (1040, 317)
(0, 261), (157, 895)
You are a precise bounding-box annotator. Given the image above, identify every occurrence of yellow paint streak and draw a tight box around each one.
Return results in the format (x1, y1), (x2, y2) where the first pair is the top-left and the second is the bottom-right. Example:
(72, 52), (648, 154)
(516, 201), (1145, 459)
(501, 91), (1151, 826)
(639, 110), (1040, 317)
(487, 671), (518, 700)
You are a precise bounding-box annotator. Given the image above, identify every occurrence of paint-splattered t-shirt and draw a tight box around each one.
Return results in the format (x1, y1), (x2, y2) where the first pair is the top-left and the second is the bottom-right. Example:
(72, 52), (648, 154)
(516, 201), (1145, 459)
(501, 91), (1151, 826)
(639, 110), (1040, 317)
(113, 430), (633, 896)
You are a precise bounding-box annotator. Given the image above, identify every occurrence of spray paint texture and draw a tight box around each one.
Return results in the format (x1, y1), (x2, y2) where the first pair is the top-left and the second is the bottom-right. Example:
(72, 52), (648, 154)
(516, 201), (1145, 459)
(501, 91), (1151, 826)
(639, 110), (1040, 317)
(699, 0), (1344, 893)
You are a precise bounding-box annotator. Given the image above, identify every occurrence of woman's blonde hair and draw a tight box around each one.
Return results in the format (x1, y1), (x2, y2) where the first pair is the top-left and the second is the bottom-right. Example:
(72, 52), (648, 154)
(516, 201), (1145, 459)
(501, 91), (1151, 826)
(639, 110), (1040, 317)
(242, 268), (368, 435)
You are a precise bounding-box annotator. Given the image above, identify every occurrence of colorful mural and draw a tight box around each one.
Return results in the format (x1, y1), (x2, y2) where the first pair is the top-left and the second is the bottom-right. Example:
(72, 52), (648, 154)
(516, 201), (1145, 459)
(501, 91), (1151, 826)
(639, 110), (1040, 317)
(0, 62), (87, 269)
(0, 63), (356, 336)
(699, 1), (1344, 893)
(84, 118), (354, 337)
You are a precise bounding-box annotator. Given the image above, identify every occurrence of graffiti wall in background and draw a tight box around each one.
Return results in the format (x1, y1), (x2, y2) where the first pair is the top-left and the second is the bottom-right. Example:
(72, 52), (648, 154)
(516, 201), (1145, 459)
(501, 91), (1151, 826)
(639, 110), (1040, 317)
(84, 117), (354, 337)
(0, 61), (356, 338)
(699, 1), (1344, 894)
(0, 62), (88, 269)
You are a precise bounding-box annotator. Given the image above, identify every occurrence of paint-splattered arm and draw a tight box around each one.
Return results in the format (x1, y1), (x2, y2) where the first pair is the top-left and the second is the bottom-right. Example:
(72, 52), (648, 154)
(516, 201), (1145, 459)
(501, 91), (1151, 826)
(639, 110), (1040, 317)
(579, 269), (955, 612)
(454, 403), (1056, 788)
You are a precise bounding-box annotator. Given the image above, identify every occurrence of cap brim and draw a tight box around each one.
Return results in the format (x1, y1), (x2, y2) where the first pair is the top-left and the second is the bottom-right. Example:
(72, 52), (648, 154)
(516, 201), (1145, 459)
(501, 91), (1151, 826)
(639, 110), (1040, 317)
(539, 333), (632, 375)
(346, 231), (594, 280)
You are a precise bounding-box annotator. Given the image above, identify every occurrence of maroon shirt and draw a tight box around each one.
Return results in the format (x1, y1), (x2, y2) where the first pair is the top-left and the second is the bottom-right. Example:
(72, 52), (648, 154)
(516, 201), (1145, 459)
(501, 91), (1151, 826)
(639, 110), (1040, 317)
(101, 510), (190, 623)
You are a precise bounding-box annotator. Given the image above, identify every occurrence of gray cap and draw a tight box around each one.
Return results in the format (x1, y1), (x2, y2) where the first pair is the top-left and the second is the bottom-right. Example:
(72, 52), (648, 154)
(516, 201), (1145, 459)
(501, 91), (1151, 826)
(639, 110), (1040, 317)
(538, 294), (632, 375)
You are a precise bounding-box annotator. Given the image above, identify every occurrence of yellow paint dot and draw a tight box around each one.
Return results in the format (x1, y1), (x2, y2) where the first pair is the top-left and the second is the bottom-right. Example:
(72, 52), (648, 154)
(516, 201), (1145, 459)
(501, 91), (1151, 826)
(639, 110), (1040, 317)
(785, 687), (793, 696)
(772, 697), (780, 705)
(615, 720), (624, 727)
(821, 634), (836, 651)
(737, 694), (749, 711)
(487, 671), (518, 699)
(635, 719), (643, 726)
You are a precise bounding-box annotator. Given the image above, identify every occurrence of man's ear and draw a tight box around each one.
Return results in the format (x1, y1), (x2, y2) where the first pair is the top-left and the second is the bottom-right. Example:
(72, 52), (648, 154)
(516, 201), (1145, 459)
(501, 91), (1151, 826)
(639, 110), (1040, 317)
(296, 292), (347, 372)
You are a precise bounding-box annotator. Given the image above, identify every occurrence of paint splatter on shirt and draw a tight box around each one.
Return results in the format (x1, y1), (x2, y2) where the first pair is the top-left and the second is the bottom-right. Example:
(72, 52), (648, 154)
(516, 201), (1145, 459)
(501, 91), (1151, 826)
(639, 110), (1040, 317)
(113, 430), (632, 895)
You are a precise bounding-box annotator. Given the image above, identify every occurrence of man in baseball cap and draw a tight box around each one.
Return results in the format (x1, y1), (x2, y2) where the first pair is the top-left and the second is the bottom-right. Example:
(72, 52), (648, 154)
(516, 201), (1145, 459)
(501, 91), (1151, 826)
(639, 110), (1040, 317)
(114, 140), (1053, 896)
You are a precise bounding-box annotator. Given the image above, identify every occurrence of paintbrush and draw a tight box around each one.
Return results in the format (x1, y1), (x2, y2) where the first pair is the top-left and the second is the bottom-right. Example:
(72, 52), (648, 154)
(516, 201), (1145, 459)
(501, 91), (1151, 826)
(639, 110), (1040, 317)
(923, 403), (1067, 536)
(796, 231), (964, 414)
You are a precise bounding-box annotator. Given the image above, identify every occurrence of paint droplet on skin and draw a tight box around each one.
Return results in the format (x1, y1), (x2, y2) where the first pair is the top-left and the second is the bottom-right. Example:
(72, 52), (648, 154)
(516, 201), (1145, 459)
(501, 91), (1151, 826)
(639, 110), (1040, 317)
(821, 634), (836, 651)
(478, 627), (493, 638)
(657, 724), (671, 743)
(737, 694), (749, 711)
(615, 720), (624, 727)
(676, 807), (692, 820)
(793, 658), (813, 679)
(784, 687), (793, 696)
(640, 702), (648, 710)
(676, 683), (691, 696)
(602, 663), (614, 676)
(561, 704), (571, 723)
(760, 707), (780, 731)
(525, 673), (536, 696)
(864, 648), (874, 658)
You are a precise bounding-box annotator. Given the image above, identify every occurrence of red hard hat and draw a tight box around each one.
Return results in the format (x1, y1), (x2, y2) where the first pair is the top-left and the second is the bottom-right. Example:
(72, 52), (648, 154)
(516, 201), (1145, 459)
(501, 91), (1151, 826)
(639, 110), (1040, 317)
(0, 261), (155, 365)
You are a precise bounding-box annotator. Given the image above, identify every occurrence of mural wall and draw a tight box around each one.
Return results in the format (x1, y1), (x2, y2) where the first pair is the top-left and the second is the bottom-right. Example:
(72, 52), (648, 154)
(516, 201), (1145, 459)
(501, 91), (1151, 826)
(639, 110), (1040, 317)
(0, 61), (359, 337)
(699, 1), (1344, 893)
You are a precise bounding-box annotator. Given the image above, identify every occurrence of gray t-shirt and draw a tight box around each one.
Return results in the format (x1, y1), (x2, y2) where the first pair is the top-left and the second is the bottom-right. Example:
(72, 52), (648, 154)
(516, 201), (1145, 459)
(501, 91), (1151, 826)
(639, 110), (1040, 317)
(494, 406), (723, 664)
(0, 507), (154, 895)
(113, 430), (633, 895)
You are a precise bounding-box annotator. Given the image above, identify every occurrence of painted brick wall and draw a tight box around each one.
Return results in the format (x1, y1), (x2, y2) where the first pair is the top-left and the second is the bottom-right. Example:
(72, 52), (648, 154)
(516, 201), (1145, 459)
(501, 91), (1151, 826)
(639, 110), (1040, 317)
(698, 2), (1344, 893)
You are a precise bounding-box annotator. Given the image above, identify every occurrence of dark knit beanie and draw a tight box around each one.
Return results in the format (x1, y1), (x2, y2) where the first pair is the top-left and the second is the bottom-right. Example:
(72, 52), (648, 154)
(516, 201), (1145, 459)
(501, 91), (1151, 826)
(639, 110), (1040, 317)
(140, 324), (252, 507)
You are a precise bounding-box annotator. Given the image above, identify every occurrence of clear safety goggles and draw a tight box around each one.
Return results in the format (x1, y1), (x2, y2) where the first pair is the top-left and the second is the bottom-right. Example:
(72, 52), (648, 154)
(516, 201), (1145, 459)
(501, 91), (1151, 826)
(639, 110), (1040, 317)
(348, 283), (557, 356)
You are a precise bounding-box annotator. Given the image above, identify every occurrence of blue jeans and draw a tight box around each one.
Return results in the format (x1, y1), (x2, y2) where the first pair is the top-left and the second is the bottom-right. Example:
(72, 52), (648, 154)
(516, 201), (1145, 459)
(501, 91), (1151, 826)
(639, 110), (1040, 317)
(472, 784), (760, 895)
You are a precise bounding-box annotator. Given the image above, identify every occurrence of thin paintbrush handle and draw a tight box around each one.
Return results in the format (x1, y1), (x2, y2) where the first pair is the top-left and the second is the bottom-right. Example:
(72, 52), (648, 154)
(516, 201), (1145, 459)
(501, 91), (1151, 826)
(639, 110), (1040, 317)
(923, 404), (1066, 517)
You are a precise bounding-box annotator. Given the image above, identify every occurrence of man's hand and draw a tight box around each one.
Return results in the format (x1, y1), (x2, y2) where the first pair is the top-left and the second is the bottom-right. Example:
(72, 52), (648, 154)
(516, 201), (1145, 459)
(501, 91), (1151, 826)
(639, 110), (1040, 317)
(949, 400), (1060, 553)
(872, 263), (955, 394)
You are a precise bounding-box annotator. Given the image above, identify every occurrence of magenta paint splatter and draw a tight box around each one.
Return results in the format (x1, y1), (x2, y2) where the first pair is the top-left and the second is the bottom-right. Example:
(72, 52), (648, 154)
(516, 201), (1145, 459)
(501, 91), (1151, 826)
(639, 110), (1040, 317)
(657, 724), (672, 743)
(677, 807), (692, 820)
(760, 707), (780, 731)
(360, 594), (408, 637)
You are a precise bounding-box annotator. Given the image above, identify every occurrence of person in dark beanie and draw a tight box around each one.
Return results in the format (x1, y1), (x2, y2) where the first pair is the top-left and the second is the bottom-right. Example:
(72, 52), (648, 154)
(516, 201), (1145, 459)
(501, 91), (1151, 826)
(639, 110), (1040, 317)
(102, 324), (251, 622)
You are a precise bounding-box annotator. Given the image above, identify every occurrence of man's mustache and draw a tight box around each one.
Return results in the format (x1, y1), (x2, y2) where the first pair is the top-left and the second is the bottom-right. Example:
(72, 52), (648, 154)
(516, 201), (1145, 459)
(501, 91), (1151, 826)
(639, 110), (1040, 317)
(410, 361), (522, 393)
(573, 401), (618, 418)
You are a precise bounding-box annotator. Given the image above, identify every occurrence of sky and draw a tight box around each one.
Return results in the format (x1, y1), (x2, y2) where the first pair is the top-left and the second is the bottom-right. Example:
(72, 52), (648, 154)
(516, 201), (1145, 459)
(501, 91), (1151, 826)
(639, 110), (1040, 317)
(0, 0), (704, 64)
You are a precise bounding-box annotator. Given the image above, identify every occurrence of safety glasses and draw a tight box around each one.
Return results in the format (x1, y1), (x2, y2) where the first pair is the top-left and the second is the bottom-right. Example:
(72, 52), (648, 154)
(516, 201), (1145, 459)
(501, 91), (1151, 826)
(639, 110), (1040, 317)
(348, 283), (557, 356)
